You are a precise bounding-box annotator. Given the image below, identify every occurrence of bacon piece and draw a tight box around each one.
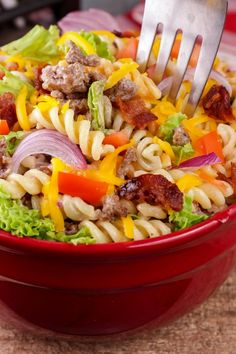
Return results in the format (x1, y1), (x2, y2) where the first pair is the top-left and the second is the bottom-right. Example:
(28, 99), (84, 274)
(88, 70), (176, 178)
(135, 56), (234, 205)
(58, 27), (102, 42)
(116, 97), (157, 129)
(0, 92), (17, 128)
(118, 174), (183, 211)
(202, 85), (235, 121)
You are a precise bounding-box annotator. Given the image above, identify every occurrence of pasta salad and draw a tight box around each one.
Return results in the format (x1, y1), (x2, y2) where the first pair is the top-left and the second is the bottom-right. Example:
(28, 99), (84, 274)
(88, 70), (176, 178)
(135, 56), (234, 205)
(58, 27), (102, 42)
(0, 25), (235, 245)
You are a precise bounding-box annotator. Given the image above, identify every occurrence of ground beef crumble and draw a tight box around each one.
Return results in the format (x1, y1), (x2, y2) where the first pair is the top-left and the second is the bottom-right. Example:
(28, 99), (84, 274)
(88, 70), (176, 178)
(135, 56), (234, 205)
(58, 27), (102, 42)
(41, 63), (90, 95)
(117, 148), (137, 179)
(88, 71), (106, 84)
(172, 125), (190, 146)
(21, 193), (32, 209)
(66, 41), (100, 67)
(100, 195), (128, 221)
(64, 221), (80, 235)
(0, 139), (11, 179)
(68, 98), (88, 115)
(105, 78), (137, 102)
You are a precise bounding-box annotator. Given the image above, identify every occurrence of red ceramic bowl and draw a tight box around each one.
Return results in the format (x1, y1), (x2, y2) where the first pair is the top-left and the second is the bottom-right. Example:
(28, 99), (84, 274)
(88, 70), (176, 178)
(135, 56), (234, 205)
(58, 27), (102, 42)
(0, 203), (236, 337)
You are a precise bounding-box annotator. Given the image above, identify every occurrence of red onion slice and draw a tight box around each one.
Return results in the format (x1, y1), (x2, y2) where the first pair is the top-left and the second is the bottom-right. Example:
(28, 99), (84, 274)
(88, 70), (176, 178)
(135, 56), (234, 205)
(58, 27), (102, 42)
(183, 68), (232, 96)
(157, 77), (173, 96)
(157, 69), (232, 97)
(209, 69), (232, 96)
(58, 8), (121, 33)
(115, 15), (139, 31)
(177, 152), (222, 169)
(11, 129), (87, 173)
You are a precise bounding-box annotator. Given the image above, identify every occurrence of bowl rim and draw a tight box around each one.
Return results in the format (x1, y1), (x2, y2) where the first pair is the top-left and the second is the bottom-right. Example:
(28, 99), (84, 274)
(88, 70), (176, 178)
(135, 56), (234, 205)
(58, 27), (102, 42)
(0, 202), (235, 258)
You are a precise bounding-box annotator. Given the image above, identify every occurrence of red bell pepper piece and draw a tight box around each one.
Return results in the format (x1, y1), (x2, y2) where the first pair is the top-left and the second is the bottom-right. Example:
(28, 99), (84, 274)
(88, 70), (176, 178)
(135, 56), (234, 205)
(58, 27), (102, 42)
(58, 172), (109, 206)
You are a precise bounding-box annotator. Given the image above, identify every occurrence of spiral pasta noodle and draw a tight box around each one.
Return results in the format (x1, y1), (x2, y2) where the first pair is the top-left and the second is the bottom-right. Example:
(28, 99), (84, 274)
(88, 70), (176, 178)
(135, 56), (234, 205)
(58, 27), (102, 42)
(61, 195), (100, 221)
(29, 106), (114, 161)
(106, 111), (134, 135)
(134, 168), (176, 182)
(187, 181), (233, 210)
(136, 137), (172, 172)
(131, 69), (161, 100)
(217, 123), (236, 160)
(0, 169), (50, 199)
(137, 203), (167, 219)
(80, 218), (171, 243)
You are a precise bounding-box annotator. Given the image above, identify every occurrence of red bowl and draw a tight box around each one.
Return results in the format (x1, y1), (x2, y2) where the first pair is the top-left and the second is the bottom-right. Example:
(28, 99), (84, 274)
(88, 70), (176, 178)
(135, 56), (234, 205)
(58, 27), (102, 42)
(0, 203), (236, 337)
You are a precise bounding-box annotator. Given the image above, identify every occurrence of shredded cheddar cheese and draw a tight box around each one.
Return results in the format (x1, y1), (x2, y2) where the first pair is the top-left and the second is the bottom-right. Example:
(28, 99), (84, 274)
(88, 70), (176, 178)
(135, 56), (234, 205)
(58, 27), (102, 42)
(58, 32), (96, 55)
(153, 137), (175, 160)
(41, 158), (69, 232)
(16, 85), (30, 131)
(122, 215), (135, 239)
(92, 30), (117, 40)
(105, 62), (139, 90)
(176, 174), (202, 192)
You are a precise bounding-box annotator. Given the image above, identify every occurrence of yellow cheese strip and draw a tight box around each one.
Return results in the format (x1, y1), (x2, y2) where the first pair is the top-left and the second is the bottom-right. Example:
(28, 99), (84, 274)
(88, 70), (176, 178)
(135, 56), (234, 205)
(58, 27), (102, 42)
(58, 32), (96, 55)
(16, 86), (30, 131)
(105, 62), (139, 90)
(122, 215), (134, 239)
(176, 174), (202, 192)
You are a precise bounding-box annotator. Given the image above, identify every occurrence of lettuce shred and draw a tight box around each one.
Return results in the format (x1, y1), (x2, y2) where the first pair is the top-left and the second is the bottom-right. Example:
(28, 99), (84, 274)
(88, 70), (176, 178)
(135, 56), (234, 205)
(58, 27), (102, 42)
(2, 25), (60, 62)
(169, 196), (209, 231)
(172, 143), (195, 164)
(0, 65), (34, 96)
(159, 113), (187, 143)
(79, 30), (115, 61)
(46, 227), (95, 245)
(0, 131), (24, 155)
(0, 188), (95, 245)
(88, 80), (106, 131)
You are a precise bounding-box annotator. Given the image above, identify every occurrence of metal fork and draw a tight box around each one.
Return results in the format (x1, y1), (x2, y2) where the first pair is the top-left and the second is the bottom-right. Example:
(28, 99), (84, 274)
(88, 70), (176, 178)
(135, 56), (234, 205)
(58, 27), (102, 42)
(136, 0), (228, 116)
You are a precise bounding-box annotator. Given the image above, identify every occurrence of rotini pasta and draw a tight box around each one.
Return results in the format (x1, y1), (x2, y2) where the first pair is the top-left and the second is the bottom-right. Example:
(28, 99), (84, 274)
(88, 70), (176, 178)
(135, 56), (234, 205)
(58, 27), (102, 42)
(61, 195), (100, 221)
(80, 218), (171, 243)
(131, 69), (162, 100)
(0, 169), (50, 199)
(137, 203), (167, 219)
(136, 137), (172, 171)
(29, 107), (114, 161)
(217, 123), (236, 160)
(106, 111), (134, 135)
(187, 181), (233, 210)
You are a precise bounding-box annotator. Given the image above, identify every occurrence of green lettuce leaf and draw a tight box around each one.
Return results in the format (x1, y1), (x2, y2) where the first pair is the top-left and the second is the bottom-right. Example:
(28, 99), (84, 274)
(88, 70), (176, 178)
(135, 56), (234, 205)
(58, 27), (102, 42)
(172, 142), (195, 165)
(0, 131), (24, 155)
(0, 187), (95, 245)
(159, 113), (187, 143)
(2, 25), (60, 62)
(0, 189), (55, 238)
(88, 80), (106, 131)
(46, 227), (95, 245)
(0, 65), (34, 96)
(79, 30), (115, 61)
(169, 196), (208, 231)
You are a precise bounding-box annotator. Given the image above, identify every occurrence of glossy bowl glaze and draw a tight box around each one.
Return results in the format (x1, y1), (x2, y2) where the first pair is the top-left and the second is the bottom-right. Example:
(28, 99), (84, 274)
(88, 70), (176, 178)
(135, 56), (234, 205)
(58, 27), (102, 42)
(0, 204), (236, 337)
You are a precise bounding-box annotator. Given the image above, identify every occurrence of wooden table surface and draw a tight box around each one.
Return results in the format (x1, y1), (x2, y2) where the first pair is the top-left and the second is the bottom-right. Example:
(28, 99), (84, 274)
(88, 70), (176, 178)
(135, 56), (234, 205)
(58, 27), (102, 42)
(0, 268), (235, 354)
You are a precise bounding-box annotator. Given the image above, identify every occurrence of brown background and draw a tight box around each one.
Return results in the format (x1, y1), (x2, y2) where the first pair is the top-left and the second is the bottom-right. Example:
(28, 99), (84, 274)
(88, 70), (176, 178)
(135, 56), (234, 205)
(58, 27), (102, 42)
(0, 268), (235, 354)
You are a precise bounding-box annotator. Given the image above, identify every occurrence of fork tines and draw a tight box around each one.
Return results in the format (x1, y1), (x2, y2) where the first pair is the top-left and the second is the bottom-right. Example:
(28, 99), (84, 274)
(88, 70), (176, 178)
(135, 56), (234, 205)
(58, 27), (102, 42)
(136, 0), (228, 116)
